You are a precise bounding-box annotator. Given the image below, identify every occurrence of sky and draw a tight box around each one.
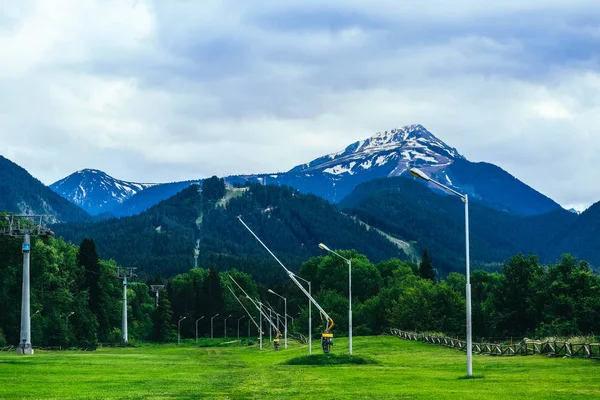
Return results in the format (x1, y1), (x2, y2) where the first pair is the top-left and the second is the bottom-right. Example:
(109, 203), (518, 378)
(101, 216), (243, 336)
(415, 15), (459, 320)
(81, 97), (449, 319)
(1, 0), (600, 211)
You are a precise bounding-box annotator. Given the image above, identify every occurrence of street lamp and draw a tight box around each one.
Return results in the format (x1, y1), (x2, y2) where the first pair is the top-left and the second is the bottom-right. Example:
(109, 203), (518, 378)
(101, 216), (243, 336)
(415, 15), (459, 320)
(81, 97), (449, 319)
(291, 273), (312, 355)
(65, 311), (75, 331)
(178, 316), (187, 345)
(195, 316), (205, 344)
(211, 314), (219, 339)
(224, 315), (232, 338)
(319, 243), (353, 355)
(237, 316), (246, 339)
(410, 167), (473, 377)
(268, 289), (288, 349)
(286, 314), (294, 329)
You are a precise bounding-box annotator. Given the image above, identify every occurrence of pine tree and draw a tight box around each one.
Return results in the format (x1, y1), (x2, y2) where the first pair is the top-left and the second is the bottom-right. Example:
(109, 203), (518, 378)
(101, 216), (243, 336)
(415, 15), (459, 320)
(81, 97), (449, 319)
(201, 266), (224, 320)
(419, 250), (435, 281)
(152, 293), (173, 342)
(77, 238), (114, 341)
(77, 238), (102, 339)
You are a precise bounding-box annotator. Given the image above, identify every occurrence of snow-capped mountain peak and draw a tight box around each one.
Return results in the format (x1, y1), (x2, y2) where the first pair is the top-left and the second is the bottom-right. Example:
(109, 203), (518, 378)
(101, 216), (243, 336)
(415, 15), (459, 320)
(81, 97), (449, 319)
(291, 124), (464, 178)
(50, 169), (157, 215)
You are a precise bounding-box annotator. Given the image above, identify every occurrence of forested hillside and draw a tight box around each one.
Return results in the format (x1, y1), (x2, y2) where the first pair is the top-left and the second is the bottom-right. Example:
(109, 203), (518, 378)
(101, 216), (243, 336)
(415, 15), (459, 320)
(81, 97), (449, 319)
(0, 156), (90, 222)
(339, 177), (579, 274)
(53, 178), (404, 280)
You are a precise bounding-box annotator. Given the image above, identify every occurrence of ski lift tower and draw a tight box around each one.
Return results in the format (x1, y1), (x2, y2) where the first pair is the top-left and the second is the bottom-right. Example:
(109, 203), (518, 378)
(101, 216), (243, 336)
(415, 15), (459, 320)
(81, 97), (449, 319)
(150, 285), (165, 308)
(116, 267), (137, 343)
(1, 214), (54, 355)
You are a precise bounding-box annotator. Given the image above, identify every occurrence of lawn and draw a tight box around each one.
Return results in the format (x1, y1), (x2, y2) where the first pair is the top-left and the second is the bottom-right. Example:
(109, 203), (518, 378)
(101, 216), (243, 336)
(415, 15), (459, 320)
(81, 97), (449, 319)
(1, 336), (599, 399)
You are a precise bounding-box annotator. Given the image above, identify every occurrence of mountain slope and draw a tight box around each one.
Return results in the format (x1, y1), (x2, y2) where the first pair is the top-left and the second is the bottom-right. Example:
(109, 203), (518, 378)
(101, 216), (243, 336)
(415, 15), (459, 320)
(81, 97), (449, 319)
(234, 124), (562, 216)
(545, 201), (600, 265)
(111, 180), (201, 217)
(339, 177), (578, 274)
(50, 169), (156, 216)
(52, 182), (405, 280)
(0, 156), (90, 222)
(51, 124), (563, 218)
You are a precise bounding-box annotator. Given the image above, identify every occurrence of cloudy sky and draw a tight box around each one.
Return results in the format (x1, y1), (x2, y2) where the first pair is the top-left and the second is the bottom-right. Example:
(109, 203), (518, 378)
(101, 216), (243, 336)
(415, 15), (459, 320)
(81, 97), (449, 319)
(1, 0), (600, 210)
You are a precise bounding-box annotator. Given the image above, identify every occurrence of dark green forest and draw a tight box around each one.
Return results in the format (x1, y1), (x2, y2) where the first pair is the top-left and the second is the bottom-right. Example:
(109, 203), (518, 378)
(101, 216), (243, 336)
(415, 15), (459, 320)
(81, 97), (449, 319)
(1, 229), (599, 348)
(2, 176), (600, 348)
(53, 178), (405, 281)
(339, 177), (584, 274)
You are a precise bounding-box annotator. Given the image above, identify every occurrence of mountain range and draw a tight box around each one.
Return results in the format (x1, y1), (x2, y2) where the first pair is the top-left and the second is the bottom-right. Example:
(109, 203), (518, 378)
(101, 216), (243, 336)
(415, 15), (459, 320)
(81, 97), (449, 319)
(2, 124), (599, 278)
(49, 124), (562, 218)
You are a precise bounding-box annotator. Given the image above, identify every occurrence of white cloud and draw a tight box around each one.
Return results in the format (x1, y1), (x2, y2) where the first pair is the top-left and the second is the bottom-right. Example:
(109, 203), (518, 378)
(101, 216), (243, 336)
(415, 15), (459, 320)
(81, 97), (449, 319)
(1, 0), (600, 208)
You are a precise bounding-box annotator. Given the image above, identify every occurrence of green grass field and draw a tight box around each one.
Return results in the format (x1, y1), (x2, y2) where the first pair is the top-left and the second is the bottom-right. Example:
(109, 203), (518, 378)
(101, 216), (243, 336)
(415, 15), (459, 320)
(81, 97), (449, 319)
(1, 336), (599, 399)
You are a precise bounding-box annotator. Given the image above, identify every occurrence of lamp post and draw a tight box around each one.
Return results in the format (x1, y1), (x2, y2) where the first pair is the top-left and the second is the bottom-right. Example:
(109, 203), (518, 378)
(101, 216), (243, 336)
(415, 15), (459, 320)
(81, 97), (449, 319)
(319, 243), (352, 355)
(195, 316), (205, 344)
(286, 314), (294, 329)
(224, 315), (232, 338)
(65, 311), (74, 331)
(268, 308), (272, 342)
(178, 316), (186, 345)
(211, 314), (219, 339)
(410, 167), (472, 377)
(237, 316), (246, 339)
(292, 273), (312, 355)
(268, 289), (287, 349)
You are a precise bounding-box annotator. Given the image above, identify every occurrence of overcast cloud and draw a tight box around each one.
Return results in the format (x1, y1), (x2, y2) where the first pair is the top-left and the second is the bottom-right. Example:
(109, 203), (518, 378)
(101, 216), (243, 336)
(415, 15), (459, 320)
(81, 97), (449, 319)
(1, 0), (600, 210)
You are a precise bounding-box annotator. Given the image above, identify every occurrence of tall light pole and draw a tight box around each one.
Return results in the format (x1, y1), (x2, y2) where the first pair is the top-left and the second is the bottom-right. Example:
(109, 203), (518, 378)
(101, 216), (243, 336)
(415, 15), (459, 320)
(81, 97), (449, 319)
(65, 311), (75, 331)
(292, 273), (312, 355)
(319, 243), (352, 355)
(268, 308), (272, 342)
(286, 314), (294, 329)
(211, 314), (219, 339)
(410, 167), (472, 377)
(224, 315), (232, 338)
(195, 316), (205, 344)
(237, 316), (245, 339)
(268, 289), (287, 349)
(178, 316), (186, 345)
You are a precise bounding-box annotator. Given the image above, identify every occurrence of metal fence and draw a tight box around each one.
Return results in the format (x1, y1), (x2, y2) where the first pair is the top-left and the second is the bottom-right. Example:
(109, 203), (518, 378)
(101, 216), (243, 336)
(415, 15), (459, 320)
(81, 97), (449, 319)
(390, 329), (600, 359)
(289, 332), (308, 344)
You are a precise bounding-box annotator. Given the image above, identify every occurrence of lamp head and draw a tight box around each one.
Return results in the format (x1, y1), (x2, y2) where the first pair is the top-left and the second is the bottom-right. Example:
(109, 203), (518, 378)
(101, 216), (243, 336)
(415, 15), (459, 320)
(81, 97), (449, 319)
(268, 289), (275, 294)
(318, 243), (330, 252)
(409, 168), (430, 181)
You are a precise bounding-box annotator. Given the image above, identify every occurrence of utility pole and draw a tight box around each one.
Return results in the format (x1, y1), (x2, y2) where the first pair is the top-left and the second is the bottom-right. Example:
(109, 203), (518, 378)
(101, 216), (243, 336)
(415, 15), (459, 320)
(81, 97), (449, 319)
(116, 267), (136, 343)
(150, 285), (165, 308)
(1, 214), (53, 355)
(193, 240), (200, 269)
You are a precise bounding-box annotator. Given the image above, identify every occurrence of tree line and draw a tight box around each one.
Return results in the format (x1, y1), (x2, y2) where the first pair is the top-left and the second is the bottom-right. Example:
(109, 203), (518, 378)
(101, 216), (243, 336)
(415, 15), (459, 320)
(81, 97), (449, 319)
(1, 230), (599, 348)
